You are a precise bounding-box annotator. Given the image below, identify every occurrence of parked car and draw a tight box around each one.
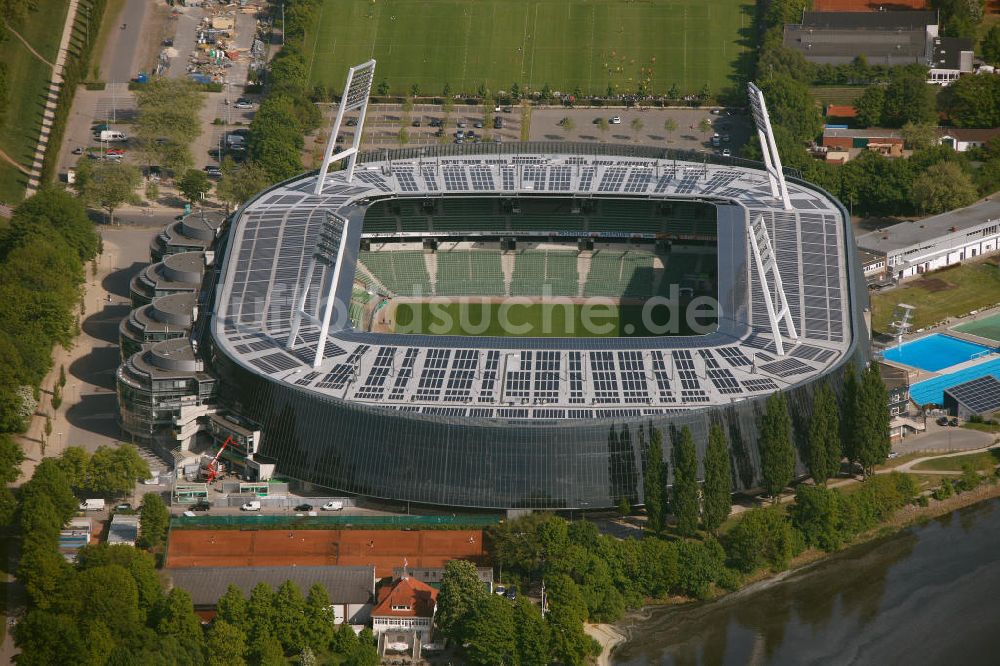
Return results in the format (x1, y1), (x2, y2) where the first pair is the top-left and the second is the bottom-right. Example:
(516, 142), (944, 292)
(294, 503), (313, 511)
(234, 98), (254, 109)
(412, 119), (421, 127)
(474, 121), (483, 128)
(241, 501), (262, 511)
(493, 117), (503, 129)
(936, 416), (949, 426)
(204, 165), (222, 178)
(949, 417), (959, 427)
(191, 500), (211, 511)
(721, 148), (731, 157)
(456, 121), (466, 128)
(321, 500), (344, 511)
(71, 147), (84, 155)
(346, 117), (358, 126)
(115, 503), (131, 511)
(105, 148), (125, 156)
(610, 116), (622, 124)
(502, 107), (512, 113)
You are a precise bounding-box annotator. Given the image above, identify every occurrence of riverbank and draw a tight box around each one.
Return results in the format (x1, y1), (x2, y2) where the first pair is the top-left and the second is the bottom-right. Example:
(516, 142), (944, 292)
(610, 476), (1000, 661)
(584, 623), (626, 666)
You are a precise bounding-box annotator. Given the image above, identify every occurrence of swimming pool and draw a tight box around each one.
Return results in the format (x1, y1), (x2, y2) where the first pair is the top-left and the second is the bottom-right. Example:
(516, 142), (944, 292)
(881, 334), (995, 372)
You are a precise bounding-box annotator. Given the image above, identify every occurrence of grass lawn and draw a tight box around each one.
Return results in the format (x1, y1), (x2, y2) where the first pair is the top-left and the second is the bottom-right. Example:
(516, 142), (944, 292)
(392, 300), (713, 337)
(809, 85), (865, 107)
(912, 449), (1000, 473)
(305, 0), (754, 97)
(870, 260), (1000, 334)
(962, 421), (1000, 433)
(0, 0), (71, 202)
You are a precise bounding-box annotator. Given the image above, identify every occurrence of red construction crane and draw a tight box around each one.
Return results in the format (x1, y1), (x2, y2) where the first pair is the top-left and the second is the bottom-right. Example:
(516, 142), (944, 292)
(204, 436), (234, 483)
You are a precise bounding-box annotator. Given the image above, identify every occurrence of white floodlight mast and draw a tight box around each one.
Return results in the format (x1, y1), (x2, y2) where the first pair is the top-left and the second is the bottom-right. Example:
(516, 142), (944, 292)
(748, 215), (798, 356)
(313, 59), (376, 195)
(747, 82), (792, 211)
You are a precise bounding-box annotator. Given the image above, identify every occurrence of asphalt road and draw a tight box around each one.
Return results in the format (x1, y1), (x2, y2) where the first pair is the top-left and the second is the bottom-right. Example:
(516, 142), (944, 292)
(101, 0), (150, 83)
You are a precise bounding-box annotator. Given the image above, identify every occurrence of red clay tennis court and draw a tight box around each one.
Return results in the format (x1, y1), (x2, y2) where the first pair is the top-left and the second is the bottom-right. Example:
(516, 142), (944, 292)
(166, 529), (487, 577)
(810, 0), (928, 9)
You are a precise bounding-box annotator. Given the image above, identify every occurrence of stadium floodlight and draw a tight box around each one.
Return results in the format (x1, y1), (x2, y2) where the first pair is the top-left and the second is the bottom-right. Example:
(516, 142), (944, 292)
(748, 215), (798, 356)
(286, 212), (349, 367)
(313, 60), (376, 195)
(747, 82), (792, 211)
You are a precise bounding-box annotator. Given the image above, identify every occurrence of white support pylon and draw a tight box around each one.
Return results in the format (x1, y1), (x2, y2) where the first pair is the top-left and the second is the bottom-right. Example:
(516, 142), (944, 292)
(748, 214), (798, 356)
(313, 60), (376, 195)
(747, 82), (792, 211)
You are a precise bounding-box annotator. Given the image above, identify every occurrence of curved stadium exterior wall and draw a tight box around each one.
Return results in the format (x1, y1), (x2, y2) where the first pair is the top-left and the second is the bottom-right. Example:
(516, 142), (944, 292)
(208, 143), (870, 510)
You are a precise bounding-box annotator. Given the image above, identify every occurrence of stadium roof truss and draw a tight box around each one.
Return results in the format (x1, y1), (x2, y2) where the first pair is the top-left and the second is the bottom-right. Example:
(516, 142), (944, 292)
(747, 82), (792, 211)
(213, 149), (861, 421)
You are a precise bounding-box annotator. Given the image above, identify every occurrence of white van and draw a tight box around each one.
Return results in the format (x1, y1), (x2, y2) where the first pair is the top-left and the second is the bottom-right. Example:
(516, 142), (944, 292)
(79, 499), (105, 511)
(240, 501), (261, 511)
(321, 500), (344, 511)
(99, 130), (128, 142)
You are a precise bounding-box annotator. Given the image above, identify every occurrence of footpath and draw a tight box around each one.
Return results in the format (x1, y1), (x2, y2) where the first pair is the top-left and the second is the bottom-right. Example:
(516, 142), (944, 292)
(24, 0), (81, 196)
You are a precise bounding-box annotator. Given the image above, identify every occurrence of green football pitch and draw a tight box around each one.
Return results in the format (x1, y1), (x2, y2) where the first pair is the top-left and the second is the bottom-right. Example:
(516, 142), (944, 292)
(305, 0), (753, 97)
(391, 301), (715, 337)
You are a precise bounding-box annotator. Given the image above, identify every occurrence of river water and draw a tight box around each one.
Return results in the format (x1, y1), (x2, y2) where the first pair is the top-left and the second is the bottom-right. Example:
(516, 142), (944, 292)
(614, 499), (1000, 665)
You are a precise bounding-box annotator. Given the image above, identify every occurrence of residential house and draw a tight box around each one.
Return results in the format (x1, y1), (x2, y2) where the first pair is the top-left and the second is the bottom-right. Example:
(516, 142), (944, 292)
(371, 576), (437, 649)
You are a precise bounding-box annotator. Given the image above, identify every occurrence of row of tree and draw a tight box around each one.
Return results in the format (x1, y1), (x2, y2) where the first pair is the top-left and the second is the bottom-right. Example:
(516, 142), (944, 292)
(134, 78), (206, 176)
(0, 189), (101, 432)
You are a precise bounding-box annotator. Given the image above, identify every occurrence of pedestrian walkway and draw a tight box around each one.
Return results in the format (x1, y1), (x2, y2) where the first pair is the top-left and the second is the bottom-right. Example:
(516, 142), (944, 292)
(24, 0), (81, 196)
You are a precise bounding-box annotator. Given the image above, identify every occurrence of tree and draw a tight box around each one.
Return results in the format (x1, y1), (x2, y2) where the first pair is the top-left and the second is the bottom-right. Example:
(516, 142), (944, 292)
(302, 584), (334, 652)
(702, 424), (731, 534)
(558, 116), (575, 131)
(911, 162), (979, 214)
(758, 74), (822, 142)
(983, 25), (1000, 66)
(901, 121), (939, 151)
(790, 484), (844, 551)
(883, 72), (936, 126)
(807, 382), (841, 485)
(410, 82), (421, 98)
(629, 117), (644, 142)
(643, 424), (666, 533)
(154, 587), (203, 644)
(397, 127), (409, 146)
(436, 559), (488, 641)
(545, 575), (595, 666)
(137, 492), (169, 550)
(464, 594), (516, 665)
(857, 363), (891, 477)
(0, 433), (24, 485)
(86, 444), (150, 497)
(145, 179), (160, 203)
(596, 117), (609, 142)
(698, 118), (713, 136)
(216, 159), (271, 210)
(513, 597), (550, 666)
(841, 363), (862, 474)
(134, 77), (204, 172)
(247, 582), (276, 645)
(759, 392), (795, 501)
(942, 72), (1000, 128)
(178, 169), (212, 204)
(271, 580), (306, 652)
(674, 539), (725, 599)
(207, 620), (247, 666)
(216, 584), (249, 628)
(853, 86), (885, 128)
(671, 426), (699, 536)
(724, 507), (799, 573)
(663, 117), (677, 144)
(76, 161), (141, 224)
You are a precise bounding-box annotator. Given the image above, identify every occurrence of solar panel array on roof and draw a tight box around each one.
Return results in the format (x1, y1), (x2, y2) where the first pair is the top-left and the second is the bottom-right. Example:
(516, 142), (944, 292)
(944, 375), (1000, 415)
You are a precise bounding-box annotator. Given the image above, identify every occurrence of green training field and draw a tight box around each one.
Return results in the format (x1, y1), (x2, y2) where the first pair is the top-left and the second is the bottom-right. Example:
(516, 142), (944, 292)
(391, 300), (715, 337)
(953, 313), (1000, 343)
(306, 0), (753, 97)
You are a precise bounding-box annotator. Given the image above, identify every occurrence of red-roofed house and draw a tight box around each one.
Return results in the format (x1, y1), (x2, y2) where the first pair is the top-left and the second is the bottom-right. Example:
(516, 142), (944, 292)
(371, 576), (438, 648)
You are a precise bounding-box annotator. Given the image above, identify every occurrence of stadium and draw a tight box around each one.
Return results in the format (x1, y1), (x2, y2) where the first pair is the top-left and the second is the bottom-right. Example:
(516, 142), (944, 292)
(181, 73), (870, 510)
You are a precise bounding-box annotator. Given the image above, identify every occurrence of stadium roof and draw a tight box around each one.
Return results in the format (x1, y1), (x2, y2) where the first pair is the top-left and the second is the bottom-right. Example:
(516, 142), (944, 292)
(168, 565), (376, 607)
(212, 145), (857, 420)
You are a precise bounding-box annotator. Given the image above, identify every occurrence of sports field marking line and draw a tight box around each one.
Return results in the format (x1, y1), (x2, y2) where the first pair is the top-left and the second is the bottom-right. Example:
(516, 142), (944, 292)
(526, 2), (539, 88)
(459, 7), (472, 89)
(587, 4), (595, 95)
(305, 0), (327, 83)
(518, 5), (530, 83)
(369, 2), (381, 60)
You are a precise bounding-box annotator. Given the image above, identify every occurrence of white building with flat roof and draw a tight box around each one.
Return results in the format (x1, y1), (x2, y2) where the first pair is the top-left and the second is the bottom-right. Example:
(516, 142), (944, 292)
(857, 199), (1000, 281)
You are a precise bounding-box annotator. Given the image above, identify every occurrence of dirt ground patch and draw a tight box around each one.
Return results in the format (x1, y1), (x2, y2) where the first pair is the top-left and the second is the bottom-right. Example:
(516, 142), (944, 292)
(911, 277), (953, 293)
(166, 528), (488, 577)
